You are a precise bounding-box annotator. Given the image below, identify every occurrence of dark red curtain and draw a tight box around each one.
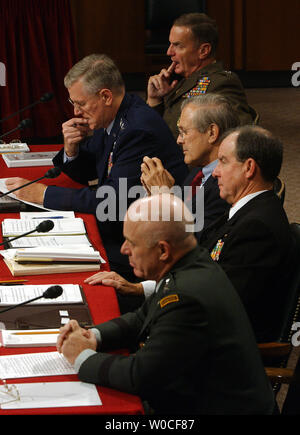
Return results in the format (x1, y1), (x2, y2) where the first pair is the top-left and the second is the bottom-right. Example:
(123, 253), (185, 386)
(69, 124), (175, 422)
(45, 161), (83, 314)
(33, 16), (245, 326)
(0, 0), (78, 142)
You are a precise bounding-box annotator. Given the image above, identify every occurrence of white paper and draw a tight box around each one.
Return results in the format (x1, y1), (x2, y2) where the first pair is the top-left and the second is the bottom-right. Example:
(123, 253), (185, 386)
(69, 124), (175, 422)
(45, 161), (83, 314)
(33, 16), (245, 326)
(2, 217), (86, 236)
(8, 235), (92, 248)
(0, 351), (76, 379)
(0, 284), (83, 305)
(0, 246), (105, 263)
(0, 178), (57, 211)
(1, 381), (102, 409)
(0, 143), (29, 153)
(20, 211), (75, 219)
(1, 329), (59, 347)
(2, 151), (57, 167)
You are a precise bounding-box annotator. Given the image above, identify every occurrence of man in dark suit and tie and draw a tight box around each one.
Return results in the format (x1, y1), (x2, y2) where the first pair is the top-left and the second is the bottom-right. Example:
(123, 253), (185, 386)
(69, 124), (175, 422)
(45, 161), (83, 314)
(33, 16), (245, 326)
(57, 193), (276, 415)
(4, 54), (188, 281)
(140, 93), (239, 232)
(86, 125), (295, 344)
(84, 94), (238, 304)
(198, 125), (295, 342)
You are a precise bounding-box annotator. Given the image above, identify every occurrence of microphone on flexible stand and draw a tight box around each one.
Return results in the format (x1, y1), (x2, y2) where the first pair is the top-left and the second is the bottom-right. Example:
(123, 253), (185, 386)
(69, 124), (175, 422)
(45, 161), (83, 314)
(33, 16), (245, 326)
(0, 92), (54, 123)
(0, 166), (62, 199)
(0, 220), (54, 247)
(0, 285), (63, 314)
(0, 118), (32, 140)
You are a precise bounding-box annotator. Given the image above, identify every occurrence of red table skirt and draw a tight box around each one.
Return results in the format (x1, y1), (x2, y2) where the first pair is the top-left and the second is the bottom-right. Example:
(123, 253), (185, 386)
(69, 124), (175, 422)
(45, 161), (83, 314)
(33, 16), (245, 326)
(0, 145), (144, 415)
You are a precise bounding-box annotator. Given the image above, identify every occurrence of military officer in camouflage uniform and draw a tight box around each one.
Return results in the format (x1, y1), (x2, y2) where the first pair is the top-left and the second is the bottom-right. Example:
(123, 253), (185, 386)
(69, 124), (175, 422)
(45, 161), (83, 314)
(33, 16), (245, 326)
(57, 194), (275, 415)
(147, 13), (257, 138)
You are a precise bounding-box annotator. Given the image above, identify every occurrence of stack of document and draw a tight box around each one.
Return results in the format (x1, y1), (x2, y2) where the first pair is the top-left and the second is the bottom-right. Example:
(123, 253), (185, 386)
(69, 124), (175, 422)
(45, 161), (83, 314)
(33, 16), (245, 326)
(0, 142), (30, 153)
(0, 283), (84, 305)
(0, 351), (76, 378)
(12, 246), (103, 263)
(0, 247), (104, 276)
(0, 329), (60, 347)
(2, 217), (87, 237)
(2, 214), (92, 248)
(1, 213), (105, 275)
(0, 381), (102, 410)
(7, 212), (92, 248)
(2, 151), (57, 167)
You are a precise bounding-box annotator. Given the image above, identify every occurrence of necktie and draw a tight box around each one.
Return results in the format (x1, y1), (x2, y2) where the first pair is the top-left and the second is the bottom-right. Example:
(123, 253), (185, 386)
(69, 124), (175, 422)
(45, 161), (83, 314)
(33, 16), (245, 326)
(187, 169), (204, 201)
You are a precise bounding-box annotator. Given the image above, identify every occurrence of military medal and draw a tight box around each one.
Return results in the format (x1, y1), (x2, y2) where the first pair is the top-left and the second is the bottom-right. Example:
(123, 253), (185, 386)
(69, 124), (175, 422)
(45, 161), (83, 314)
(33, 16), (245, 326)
(183, 77), (211, 98)
(107, 150), (113, 176)
(210, 239), (224, 261)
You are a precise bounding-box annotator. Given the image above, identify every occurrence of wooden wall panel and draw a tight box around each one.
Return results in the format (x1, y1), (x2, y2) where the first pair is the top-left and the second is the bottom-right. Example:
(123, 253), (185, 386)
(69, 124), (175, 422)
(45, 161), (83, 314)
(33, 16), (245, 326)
(244, 0), (300, 70)
(206, 0), (234, 69)
(69, 0), (298, 74)
(207, 0), (300, 71)
(70, 0), (145, 73)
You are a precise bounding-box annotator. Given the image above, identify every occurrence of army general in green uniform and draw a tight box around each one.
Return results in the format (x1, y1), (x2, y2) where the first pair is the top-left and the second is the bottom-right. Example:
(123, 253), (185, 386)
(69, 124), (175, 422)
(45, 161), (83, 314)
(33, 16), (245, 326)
(57, 194), (275, 415)
(147, 13), (257, 138)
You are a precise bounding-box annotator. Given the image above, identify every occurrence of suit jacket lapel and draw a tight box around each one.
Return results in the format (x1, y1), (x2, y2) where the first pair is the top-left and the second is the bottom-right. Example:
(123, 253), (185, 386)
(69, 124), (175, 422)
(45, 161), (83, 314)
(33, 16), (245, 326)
(137, 248), (200, 341)
(137, 278), (169, 341)
(95, 130), (114, 185)
(200, 190), (275, 243)
(97, 94), (131, 184)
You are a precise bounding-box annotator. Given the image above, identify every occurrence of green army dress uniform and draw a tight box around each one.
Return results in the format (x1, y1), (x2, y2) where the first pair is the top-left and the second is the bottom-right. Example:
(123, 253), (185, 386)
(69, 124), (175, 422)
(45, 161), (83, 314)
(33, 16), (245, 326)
(77, 246), (275, 415)
(153, 61), (257, 138)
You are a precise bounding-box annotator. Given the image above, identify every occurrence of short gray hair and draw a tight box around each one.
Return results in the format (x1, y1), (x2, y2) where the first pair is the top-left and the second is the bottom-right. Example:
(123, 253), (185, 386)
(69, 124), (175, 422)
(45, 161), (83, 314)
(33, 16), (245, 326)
(181, 94), (240, 138)
(64, 54), (124, 95)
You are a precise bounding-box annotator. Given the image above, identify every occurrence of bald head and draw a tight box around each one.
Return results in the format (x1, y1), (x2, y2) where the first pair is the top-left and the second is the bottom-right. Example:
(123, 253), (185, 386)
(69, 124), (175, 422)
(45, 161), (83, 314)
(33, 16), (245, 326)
(126, 194), (195, 247)
(121, 194), (197, 281)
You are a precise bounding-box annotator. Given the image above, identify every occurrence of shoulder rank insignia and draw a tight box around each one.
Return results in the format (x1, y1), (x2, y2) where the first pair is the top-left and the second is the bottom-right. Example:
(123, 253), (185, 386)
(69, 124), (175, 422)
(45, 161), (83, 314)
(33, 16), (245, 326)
(210, 239), (224, 261)
(159, 294), (179, 308)
(183, 77), (210, 98)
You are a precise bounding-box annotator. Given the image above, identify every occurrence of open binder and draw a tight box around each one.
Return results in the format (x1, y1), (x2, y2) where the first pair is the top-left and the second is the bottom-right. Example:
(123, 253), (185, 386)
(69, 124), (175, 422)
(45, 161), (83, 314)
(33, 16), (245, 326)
(0, 286), (93, 330)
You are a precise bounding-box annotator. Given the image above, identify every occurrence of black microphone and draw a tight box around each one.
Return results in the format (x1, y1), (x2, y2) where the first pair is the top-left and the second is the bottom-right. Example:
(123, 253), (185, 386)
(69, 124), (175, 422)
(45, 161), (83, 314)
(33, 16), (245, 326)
(0, 285), (63, 314)
(0, 92), (54, 123)
(0, 219), (54, 247)
(0, 166), (62, 199)
(0, 118), (32, 140)
(39, 93), (53, 103)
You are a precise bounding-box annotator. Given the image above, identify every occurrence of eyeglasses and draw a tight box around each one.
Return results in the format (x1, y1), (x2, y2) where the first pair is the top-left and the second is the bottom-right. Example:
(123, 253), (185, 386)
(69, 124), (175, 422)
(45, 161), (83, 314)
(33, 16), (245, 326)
(177, 127), (197, 138)
(68, 90), (101, 110)
(68, 97), (88, 109)
(0, 379), (20, 407)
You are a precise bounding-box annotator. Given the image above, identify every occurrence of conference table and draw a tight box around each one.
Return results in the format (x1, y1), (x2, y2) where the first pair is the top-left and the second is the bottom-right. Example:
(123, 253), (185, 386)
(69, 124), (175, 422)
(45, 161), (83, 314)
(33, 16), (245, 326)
(0, 144), (144, 415)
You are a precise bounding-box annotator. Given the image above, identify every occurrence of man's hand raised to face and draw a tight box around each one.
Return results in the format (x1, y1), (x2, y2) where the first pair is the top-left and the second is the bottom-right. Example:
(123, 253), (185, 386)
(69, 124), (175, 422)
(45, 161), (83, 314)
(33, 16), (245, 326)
(147, 62), (178, 107)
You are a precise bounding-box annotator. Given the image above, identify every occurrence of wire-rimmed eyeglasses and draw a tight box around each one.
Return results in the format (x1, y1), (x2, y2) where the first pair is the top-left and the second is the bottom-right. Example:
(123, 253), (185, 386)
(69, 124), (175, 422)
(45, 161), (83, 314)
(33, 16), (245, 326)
(0, 379), (20, 407)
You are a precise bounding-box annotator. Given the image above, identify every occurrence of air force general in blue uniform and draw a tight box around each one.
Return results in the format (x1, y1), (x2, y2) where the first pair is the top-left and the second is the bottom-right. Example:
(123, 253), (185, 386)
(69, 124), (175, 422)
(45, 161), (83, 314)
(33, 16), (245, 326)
(44, 93), (188, 278)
